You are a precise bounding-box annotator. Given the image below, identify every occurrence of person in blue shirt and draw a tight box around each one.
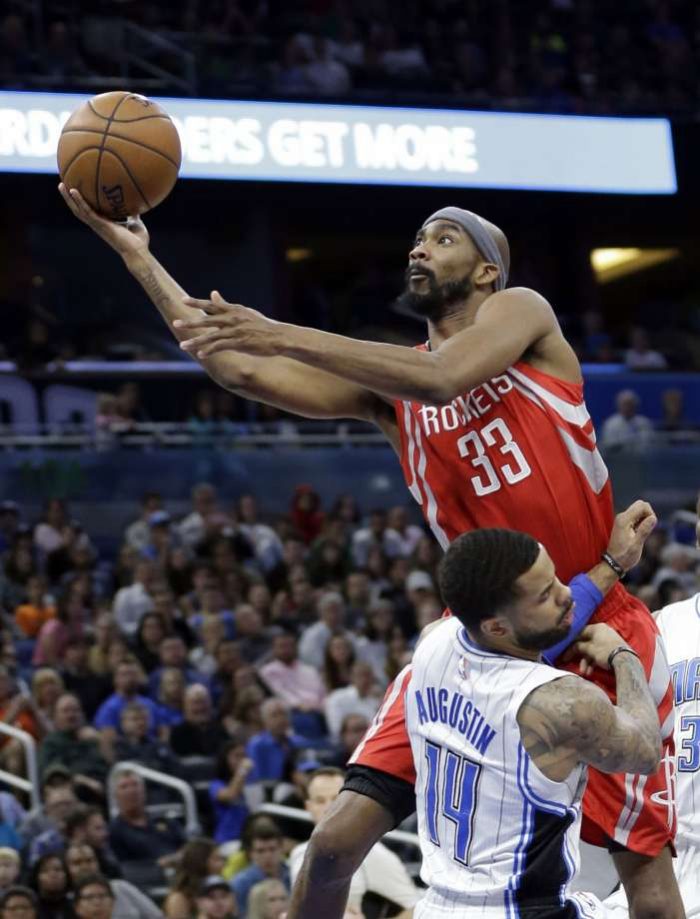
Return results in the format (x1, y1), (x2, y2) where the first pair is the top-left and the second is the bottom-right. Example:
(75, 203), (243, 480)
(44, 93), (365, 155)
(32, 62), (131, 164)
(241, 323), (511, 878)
(229, 818), (289, 917)
(147, 636), (211, 698)
(93, 659), (167, 759)
(245, 699), (309, 784)
(209, 738), (252, 844)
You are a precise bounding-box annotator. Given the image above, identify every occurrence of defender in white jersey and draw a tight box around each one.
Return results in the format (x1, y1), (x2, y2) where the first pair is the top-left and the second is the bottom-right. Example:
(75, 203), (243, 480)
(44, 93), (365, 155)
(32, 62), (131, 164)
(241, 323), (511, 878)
(407, 527), (664, 918)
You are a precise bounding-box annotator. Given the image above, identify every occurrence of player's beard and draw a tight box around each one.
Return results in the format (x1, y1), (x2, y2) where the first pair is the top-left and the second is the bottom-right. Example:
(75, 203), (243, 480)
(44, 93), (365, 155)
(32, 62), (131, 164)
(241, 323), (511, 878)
(513, 599), (574, 652)
(395, 267), (473, 322)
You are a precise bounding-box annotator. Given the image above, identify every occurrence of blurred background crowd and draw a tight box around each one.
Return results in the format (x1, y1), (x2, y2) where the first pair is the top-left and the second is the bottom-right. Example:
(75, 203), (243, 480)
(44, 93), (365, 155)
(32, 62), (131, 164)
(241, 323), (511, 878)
(0, 482), (697, 917)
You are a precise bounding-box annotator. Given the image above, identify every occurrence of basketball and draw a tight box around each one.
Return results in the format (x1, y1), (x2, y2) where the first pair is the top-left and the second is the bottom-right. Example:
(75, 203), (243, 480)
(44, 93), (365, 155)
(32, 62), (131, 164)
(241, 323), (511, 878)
(56, 90), (182, 221)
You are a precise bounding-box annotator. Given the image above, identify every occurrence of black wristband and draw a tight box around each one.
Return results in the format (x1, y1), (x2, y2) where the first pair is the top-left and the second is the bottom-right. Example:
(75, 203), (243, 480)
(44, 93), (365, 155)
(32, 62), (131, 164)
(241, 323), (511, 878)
(601, 551), (625, 579)
(608, 646), (640, 669)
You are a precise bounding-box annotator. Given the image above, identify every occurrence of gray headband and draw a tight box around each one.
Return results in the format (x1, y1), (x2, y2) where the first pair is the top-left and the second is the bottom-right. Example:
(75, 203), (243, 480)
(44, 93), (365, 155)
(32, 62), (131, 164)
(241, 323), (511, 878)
(421, 206), (508, 291)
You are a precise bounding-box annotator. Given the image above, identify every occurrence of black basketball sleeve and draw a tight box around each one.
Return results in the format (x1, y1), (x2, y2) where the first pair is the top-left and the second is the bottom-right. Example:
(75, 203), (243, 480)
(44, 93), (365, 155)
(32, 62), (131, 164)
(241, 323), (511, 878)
(342, 764), (417, 828)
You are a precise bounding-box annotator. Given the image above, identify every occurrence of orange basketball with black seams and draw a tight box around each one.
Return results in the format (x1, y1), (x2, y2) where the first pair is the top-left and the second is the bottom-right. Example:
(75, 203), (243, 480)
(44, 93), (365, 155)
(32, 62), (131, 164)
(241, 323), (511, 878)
(57, 90), (182, 220)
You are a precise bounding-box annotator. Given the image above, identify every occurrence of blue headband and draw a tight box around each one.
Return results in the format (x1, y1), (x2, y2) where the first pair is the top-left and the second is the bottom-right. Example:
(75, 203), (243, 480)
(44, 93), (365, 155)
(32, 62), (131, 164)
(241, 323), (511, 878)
(421, 206), (508, 291)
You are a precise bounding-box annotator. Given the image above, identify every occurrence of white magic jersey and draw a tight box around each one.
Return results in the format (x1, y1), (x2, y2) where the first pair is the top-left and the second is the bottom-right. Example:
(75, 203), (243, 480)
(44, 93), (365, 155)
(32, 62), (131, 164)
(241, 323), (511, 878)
(406, 618), (599, 919)
(657, 593), (700, 849)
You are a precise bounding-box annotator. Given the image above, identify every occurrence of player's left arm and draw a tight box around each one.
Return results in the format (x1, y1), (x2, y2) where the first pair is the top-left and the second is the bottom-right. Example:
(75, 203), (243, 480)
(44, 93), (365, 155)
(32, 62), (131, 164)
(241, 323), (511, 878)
(174, 287), (561, 405)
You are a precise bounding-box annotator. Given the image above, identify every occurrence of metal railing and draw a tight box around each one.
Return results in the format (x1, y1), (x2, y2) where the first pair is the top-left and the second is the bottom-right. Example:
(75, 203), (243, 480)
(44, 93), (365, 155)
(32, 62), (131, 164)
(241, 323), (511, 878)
(108, 761), (201, 837)
(0, 723), (40, 810)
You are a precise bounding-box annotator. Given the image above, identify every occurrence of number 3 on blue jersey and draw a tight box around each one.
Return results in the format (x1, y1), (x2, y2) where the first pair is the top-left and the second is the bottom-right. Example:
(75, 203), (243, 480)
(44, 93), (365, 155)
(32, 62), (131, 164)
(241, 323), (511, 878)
(425, 741), (481, 866)
(677, 715), (700, 772)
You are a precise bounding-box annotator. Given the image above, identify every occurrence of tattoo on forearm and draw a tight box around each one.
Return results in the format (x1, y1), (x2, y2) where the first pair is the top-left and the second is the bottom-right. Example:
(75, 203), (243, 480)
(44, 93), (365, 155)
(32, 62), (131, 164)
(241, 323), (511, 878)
(132, 266), (171, 312)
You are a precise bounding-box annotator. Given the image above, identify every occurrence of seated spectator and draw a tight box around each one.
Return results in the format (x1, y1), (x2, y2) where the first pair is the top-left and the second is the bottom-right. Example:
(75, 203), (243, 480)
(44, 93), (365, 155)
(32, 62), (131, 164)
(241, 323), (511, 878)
(32, 588), (87, 667)
(247, 878), (289, 919)
(94, 660), (167, 761)
(625, 326), (667, 370)
(72, 875), (115, 919)
(147, 637), (209, 698)
(38, 693), (107, 797)
(326, 713), (370, 768)
(209, 738), (252, 844)
(64, 807), (121, 880)
(230, 819), (289, 917)
(222, 684), (265, 741)
(384, 505), (424, 557)
(658, 388), (700, 441)
(14, 575), (54, 639)
(141, 511), (176, 566)
(124, 493), (164, 555)
(599, 389), (654, 452)
(114, 702), (182, 778)
(163, 837), (219, 919)
(195, 876), (238, 919)
(0, 849), (20, 892)
(324, 662), (382, 741)
(322, 635), (356, 692)
(237, 495), (283, 573)
(258, 633), (326, 738)
(299, 592), (348, 670)
(177, 483), (220, 551)
(65, 843), (162, 919)
(230, 606), (271, 665)
(33, 499), (70, 558)
(289, 768), (419, 914)
(29, 669), (65, 735)
(60, 639), (111, 722)
(19, 770), (72, 848)
(133, 613), (170, 674)
(24, 778), (78, 865)
(0, 887), (38, 919)
(0, 541), (36, 613)
(108, 771), (184, 867)
(87, 613), (119, 677)
(245, 699), (309, 784)
(155, 668), (185, 727)
(356, 600), (395, 686)
(189, 586), (236, 642)
(189, 617), (225, 677)
(27, 853), (72, 918)
(351, 509), (402, 567)
(210, 640), (244, 707)
(112, 560), (156, 638)
(169, 685), (228, 758)
(0, 665), (39, 774)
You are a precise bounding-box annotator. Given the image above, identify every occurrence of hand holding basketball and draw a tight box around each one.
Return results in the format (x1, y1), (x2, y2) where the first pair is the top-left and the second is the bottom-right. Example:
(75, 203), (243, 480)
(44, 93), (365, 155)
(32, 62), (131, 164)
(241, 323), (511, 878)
(58, 183), (149, 258)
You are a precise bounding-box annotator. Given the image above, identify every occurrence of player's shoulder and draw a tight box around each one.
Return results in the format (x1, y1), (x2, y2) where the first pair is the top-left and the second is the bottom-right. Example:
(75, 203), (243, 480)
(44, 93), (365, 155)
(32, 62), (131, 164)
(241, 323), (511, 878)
(480, 286), (555, 315)
(656, 593), (700, 635)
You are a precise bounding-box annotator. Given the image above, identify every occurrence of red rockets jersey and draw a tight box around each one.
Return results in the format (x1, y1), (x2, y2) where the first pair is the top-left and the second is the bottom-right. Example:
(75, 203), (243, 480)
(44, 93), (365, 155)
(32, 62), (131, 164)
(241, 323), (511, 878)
(395, 356), (614, 586)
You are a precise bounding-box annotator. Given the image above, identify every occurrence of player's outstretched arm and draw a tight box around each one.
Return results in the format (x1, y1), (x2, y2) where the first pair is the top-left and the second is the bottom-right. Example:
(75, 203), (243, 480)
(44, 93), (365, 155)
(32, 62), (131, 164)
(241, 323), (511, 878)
(287, 790), (394, 919)
(519, 624), (662, 778)
(174, 286), (567, 405)
(57, 185), (387, 424)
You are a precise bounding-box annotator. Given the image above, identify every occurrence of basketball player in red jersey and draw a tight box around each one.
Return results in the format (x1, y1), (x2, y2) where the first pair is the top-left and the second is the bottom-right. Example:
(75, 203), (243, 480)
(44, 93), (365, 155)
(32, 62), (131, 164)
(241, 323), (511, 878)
(58, 187), (680, 919)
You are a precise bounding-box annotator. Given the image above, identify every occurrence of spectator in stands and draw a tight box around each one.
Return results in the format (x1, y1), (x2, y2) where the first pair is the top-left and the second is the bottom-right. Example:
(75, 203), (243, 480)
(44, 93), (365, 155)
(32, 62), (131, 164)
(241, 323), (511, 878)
(237, 495), (283, 573)
(245, 699), (309, 783)
(148, 636), (207, 698)
(177, 483), (219, 550)
(114, 702), (182, 777)
(0, 502), (21, 555)
(65, 843), (162, 919)
(132, 612), (167, 673)
(258, 634), (326, 737)
(0, 887), (38, 919)
(141, 512), (176, 566)
(658, 388), (699, 440)
(108, 770), (184, 866)
(94, 659), (167, 760)
(326, 713), (370, 769)
(87, 613), (118, 677)
(163, 837), (220, 919)
(322, 635), (356, 693)
(651, 542), (699, 594)
(343, 572), (371, 629)
(223, 684), (265, 741)
(0, 666), (39, 773)
(209, 738), (252, 844)
(305, 34), (351, 95)
(25, 778), (78, 864)
(233, 607), (272, 665)
(64, 808), (121, 880)
(59, 638), (110, 721)
(190, 586), (236, 642)
(289, 767), (419, 914)
(170, 684), (228, 758)
(29, 669), (64, 734)
(32, 587), (87, 668)
(351, 510), (400, 567)
(151, 585), (195, 648)
(33, 500), (70, 558)
(299, 592), (348, 669)
(195, 876), (238, 919)
(112, 560), (156, 637)
(39, 693), (107, 795)
(14, 575), (54, 639)
(599, 389), (654, 452)
(289, 486), (324, 545)
(356, 600), (395, 685)
(625, 326), (668, 370)
(324, 661), (382, 741)
(72, 875), (115, 919)
(0, 541), (36, 612)
(189, 617), (226, 676)
(230, 819), (289, 917)
(124, 493), (164, 555)
(27, 852), (72, 917)
(385, 506), (424, 558)
(247, 878), (289, 919)
(0, 849), (20, 893)
(155, 668), (186, 727)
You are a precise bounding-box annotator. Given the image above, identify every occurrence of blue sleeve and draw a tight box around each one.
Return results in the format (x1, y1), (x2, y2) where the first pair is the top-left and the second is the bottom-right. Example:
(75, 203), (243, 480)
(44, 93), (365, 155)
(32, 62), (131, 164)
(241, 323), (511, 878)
(93, 697), (117, 730)
(542, 573), (604, 665)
